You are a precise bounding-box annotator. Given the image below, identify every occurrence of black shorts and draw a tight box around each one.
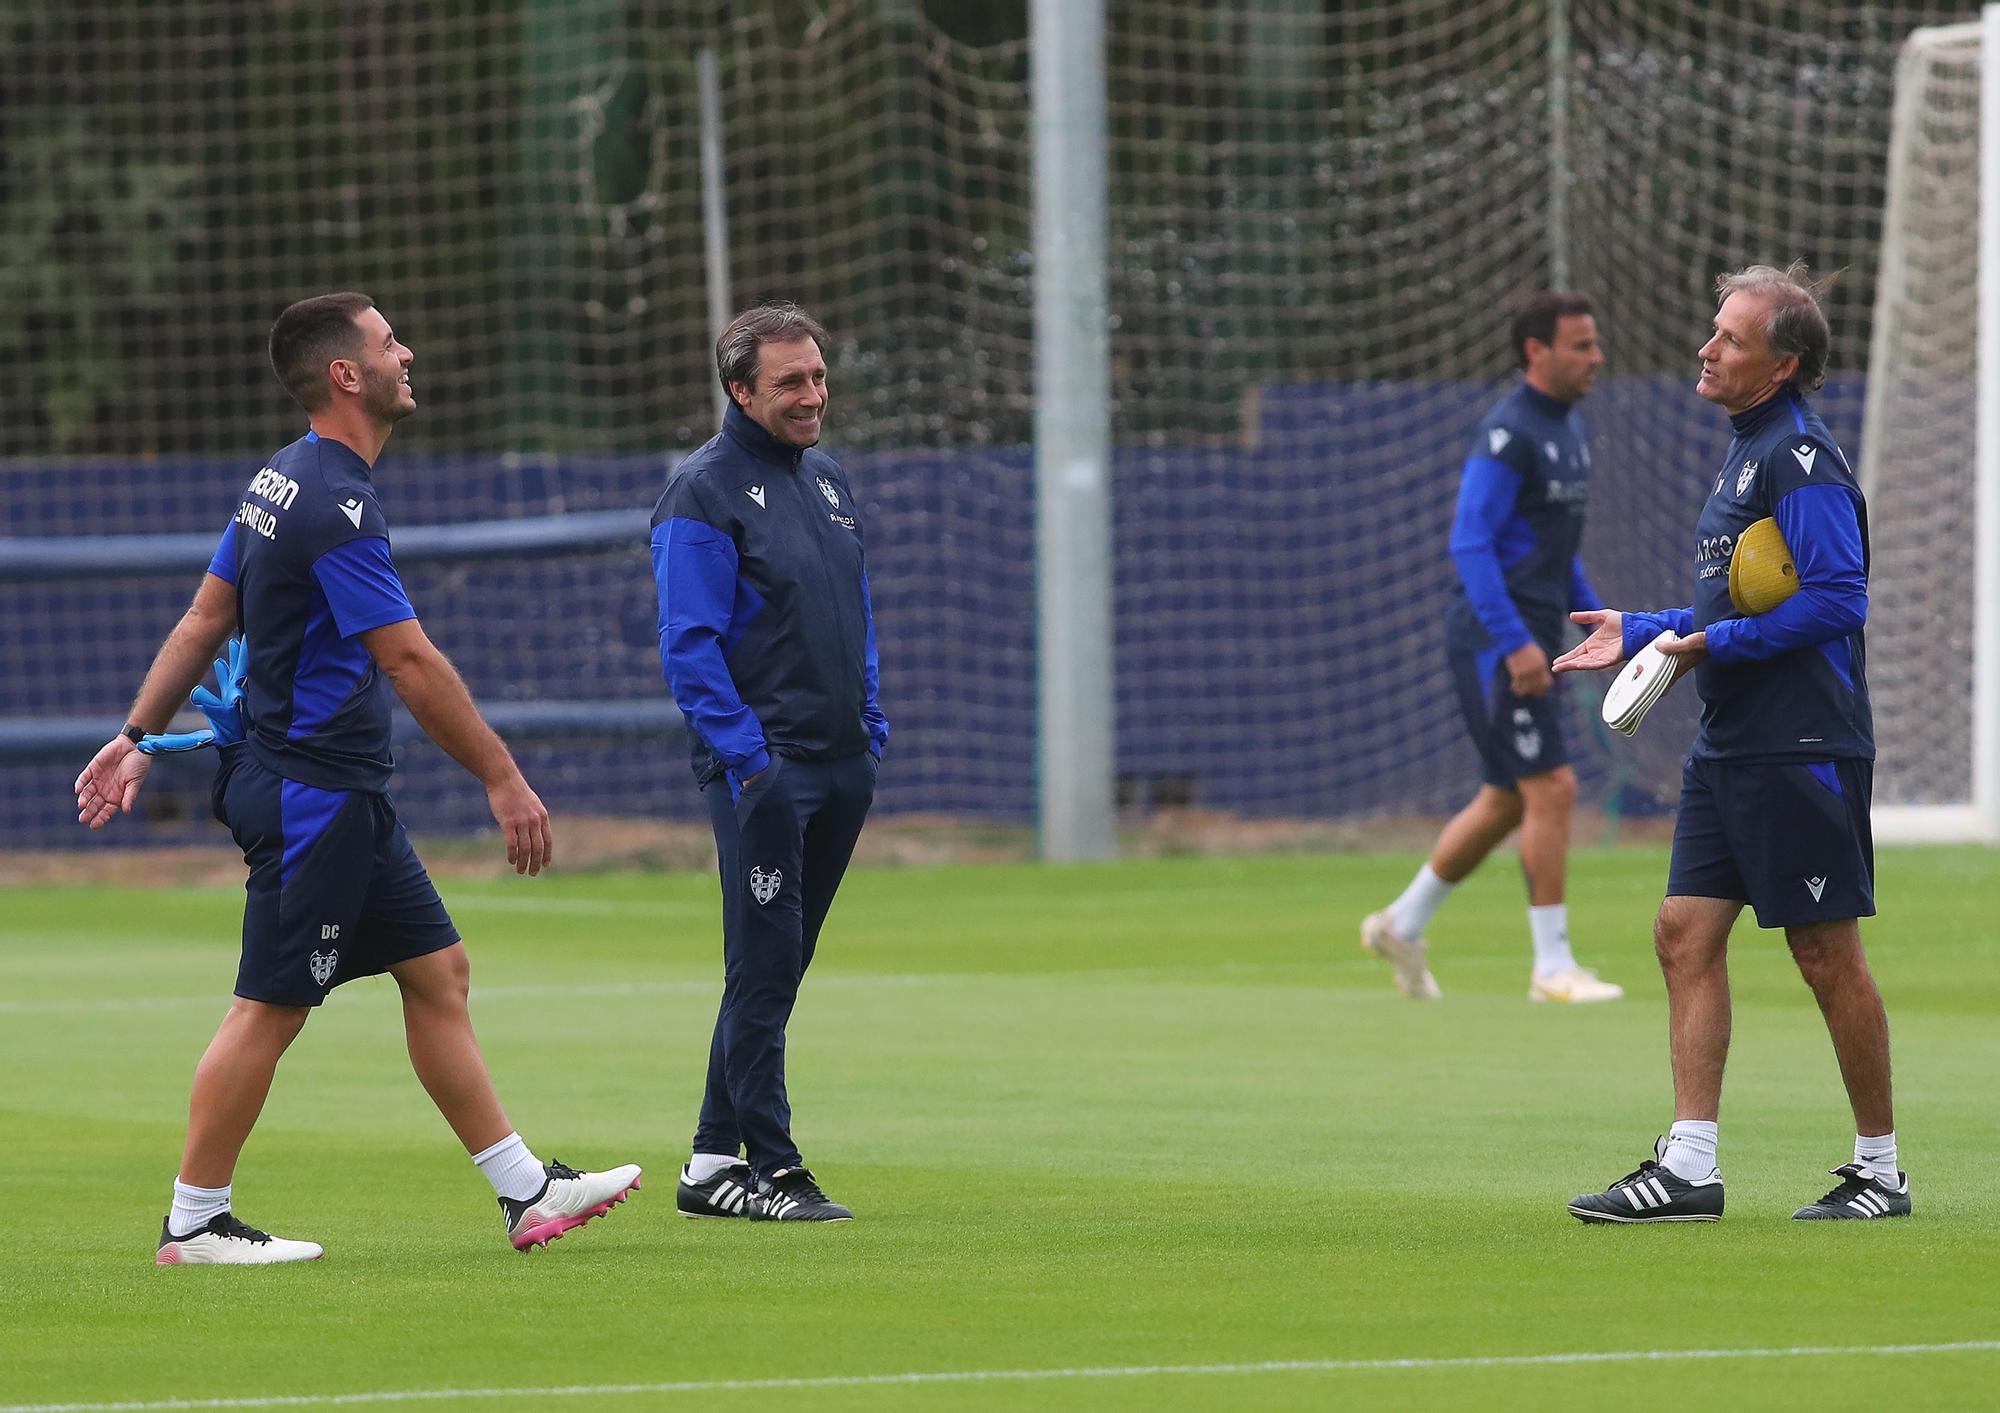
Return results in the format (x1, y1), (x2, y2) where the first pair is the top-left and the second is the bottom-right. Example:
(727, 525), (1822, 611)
(1448, 645), (1570, 788)
(214, 751), (460, 1006)
(1666, 756), (1875, 929)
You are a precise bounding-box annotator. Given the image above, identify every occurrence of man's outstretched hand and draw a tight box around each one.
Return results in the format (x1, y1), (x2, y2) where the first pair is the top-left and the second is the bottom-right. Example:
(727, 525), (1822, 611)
(1552, 609), (1627, 675)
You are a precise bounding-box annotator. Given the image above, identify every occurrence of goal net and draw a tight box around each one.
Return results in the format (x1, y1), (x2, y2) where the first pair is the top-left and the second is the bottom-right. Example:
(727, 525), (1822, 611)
(1, 0), (1987, 844)
(1863, 15), (2000, 841)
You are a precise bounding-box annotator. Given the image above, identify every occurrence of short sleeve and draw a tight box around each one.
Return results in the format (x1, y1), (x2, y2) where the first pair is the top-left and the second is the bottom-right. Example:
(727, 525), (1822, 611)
(310, 536), (416, 638)
(206, 520), (239, 584)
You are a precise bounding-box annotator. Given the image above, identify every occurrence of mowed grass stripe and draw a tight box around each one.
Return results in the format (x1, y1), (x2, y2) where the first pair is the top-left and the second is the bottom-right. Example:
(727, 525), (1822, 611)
(0, 847), (1995, 1410)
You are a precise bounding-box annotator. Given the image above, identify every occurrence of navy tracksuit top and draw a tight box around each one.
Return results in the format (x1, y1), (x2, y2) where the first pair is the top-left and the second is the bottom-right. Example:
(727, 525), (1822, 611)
(1442, 382), (1602, 657)
(650, 404), (888, 786)
(1621, 389), (1873, 763)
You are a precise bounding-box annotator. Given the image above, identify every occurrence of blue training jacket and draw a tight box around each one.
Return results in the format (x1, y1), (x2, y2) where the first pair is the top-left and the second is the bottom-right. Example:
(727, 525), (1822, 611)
(1621, 389), (1872, 763)
(650, 404), (887, 787)
(1442, 382), (1602, 658)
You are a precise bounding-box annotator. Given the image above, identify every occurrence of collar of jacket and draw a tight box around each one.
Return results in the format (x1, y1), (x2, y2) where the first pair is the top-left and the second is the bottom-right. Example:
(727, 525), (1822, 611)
(722, 403), (808, 469)
(1728, 388), (1800, 438)
(1518, 382), (1573, 418)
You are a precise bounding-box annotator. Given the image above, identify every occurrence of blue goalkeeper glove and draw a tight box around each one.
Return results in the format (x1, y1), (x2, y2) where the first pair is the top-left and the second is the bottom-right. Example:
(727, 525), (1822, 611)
(191, 635), (248, 744)
(136, 636), (248, 756)
(135, 730), (217, 755)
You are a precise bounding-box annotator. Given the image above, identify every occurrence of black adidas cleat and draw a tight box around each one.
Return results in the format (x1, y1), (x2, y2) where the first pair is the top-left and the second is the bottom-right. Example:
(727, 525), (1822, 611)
(677, 1161), (755, 1220)
(1568, 1144), (1724, 1224)
(749, 1166), (853, 1222)
(1793, 1164), (1911, 1220)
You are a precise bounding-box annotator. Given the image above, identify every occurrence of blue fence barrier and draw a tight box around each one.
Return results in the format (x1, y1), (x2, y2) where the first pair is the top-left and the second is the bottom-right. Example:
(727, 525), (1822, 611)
(0, 377), (1865, 848)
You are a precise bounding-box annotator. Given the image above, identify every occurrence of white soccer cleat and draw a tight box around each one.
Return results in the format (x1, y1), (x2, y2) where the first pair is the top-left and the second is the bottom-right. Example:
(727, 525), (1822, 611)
(1528, 967), (1625, 1004)
(156, 1213), (323, 1266)
(1360, 910), (1442, 999)
(501, 1160), (643, 1251)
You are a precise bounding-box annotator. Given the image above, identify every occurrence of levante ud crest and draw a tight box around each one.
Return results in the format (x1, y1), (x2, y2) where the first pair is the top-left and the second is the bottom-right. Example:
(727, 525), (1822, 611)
(750, 866), (783, 906)
(816, 476), (840, 508)
(309, 949), (339, 986)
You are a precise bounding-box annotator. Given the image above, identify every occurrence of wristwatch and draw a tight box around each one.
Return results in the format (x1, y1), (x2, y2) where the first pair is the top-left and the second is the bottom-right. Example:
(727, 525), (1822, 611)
(120, 723), (147, 745)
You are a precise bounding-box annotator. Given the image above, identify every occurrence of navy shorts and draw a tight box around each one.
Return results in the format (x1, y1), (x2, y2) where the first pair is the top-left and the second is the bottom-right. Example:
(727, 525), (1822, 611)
(1667, 756), (1875, 929)
(213, 750), (460, 1006)
(1448, 646), (1570, 788)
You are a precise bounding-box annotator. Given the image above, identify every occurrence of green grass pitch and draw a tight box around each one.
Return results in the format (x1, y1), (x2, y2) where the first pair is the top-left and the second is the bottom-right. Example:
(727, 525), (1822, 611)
(2, 846), (1996, 1411)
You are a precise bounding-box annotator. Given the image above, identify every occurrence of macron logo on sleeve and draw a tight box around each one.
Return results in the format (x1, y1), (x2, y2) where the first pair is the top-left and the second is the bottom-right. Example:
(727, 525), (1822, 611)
(747, 485), (766, 509)
(1488, 429), (1511, 455)
(339, 498), (365, 528)
(1793, 445), (1817, 476)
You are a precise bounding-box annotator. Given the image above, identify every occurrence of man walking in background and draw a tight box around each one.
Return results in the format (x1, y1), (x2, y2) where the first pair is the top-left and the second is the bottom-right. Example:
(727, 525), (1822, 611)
(76, 293), (640, 1263)
(1362, 292), (1624, 1004)
(1557, 263), (1904, 1223)
(654, 303), (887, 1224)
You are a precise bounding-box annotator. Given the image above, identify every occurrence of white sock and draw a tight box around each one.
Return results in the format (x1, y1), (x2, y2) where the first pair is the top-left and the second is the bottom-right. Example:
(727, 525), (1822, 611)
(685, 1152), (745, 1183)
(1660, 1120), (1719, 1181)
(169, 1178), (231, 1237)
(1387, 864), (1453, 940)
(1528, 904), (1578, 978)
(1854, 1130), (1899, 1185)
(472, 1132), (548, 1202)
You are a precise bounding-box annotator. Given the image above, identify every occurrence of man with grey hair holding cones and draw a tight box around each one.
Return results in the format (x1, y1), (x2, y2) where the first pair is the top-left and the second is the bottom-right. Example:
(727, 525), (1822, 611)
(1556, 262), (1906, 1224)
(651, 303), (887, 1223)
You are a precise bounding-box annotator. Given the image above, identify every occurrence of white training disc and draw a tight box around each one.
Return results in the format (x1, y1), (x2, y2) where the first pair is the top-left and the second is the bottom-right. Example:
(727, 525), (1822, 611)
(1601, 632), (1683, 737)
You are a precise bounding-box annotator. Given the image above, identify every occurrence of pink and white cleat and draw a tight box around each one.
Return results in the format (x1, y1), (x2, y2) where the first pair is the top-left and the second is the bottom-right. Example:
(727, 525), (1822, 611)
(501, 1160), (643, 1251)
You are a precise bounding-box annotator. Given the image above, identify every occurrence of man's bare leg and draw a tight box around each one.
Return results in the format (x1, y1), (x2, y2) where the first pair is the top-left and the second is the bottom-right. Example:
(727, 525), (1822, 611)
(1363, 786), (1522, 998)
(1655, 895), (1741, 1122)
(1787, 920), (1894, 1137)
(390, 942), (645, 1248)
(1513, 767), (1576, 906)
(178, 998), (312, 1187)
(389, 943), (510, 1153)
(1428, 784), (1524, 883)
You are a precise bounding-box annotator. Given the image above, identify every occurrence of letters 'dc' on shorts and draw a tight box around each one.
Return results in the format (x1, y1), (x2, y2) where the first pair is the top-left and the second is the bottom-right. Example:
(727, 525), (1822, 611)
(214, 750), (459, 1006)
(1449, 646), (1570, 789)
(1667, 755), (1876, 929)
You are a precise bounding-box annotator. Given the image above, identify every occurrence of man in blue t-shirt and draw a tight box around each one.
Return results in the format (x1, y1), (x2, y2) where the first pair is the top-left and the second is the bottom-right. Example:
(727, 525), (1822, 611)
(1556, 263), (1908, 1225)
(1362, 292), (1624, 1004)
(75, 293), (640, 1264)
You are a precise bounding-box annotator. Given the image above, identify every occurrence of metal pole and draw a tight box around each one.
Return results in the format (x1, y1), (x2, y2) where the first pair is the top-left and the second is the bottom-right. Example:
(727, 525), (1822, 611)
(1031, 0), (1115, 860)
(1976, 5), (2000, 838)
(698, 46), (732, 430)
(1548, 0), (1572, 289)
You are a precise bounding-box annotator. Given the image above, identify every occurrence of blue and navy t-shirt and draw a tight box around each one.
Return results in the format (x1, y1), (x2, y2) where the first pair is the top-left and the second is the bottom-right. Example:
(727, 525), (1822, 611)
(1621, 390), (1872, 763)
(206, 431), (417, 792)
(1443, 383), (1602, 657)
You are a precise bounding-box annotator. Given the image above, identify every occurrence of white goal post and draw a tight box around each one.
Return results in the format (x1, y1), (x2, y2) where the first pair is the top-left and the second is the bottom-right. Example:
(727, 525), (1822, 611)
(1863, 8), (2000, 844)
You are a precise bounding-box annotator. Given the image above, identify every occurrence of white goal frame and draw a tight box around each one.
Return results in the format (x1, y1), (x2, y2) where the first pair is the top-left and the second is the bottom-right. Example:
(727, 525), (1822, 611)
(1865, 8), (2000, 844)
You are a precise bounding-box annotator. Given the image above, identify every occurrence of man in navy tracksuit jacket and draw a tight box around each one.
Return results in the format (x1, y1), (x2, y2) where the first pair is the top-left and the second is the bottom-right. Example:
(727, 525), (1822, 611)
(653, 304), (886, 1223)
(1559, 263), (1909, 1226)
